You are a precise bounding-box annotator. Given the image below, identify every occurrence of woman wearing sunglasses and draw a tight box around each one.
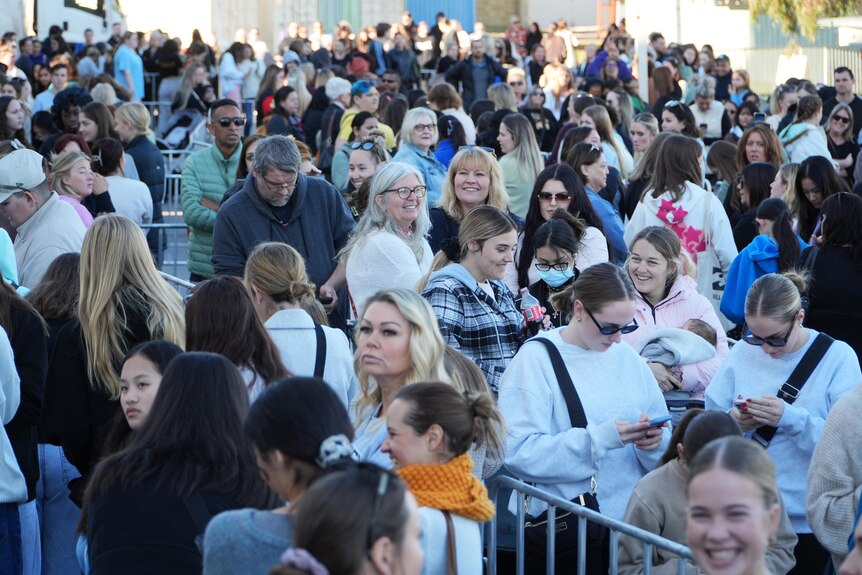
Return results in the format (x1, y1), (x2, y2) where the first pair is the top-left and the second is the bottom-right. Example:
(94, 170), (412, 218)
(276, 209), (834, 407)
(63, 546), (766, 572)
(706, 272), (861, 575)
(343, 162), (433, 314)
(825, 103), (858, 189)
(499, 262), (670, 572)
(505, 164), (608, 294)
(623, 226), (730, 399)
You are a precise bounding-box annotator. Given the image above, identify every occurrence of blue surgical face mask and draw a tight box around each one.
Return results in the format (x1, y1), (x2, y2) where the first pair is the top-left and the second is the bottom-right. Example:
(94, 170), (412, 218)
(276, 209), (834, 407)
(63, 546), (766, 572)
(538, 267), (575, 288)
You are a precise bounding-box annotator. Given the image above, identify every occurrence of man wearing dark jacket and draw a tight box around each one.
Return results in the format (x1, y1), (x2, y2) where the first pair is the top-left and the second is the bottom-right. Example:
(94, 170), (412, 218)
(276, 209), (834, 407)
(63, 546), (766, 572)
(445, 37), (508, 110)
(212, 135), (355, 327)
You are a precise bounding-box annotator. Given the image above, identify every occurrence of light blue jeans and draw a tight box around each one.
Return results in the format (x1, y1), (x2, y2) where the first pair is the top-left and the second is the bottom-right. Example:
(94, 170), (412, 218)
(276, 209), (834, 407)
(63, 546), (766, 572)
(35, 444), (82, 575)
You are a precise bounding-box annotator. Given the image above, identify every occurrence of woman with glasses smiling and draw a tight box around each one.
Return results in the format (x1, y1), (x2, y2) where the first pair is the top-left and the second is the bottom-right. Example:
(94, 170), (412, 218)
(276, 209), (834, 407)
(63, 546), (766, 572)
(499, 262), (670, 572)
(342, 162), (433, 314)
(706, 272), (861, 575)
(393, 107), (447, 206)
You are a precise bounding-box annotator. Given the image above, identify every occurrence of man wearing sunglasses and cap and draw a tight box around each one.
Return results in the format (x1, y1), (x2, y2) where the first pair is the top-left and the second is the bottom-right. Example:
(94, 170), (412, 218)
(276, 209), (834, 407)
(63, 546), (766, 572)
(0, 149), (86, 288)
(181, 98), (245, 282)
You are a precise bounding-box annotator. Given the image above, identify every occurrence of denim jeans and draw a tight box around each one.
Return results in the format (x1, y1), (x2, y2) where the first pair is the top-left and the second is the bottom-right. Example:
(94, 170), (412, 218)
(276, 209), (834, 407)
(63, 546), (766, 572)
(19, 499), (40, 575)
(35, 444), (82, 575)
(0, 501), (22, 575)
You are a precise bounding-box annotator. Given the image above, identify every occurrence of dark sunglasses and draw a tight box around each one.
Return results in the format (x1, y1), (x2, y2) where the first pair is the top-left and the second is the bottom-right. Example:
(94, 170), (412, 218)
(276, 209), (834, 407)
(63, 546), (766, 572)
(531, 91), (545, 97)
(742, 321), (794, 347)
(833, 115), (851, 124)
(537, 191), (572, 202)
(585, 308), (639, 335)
(217, 116), (246, 127)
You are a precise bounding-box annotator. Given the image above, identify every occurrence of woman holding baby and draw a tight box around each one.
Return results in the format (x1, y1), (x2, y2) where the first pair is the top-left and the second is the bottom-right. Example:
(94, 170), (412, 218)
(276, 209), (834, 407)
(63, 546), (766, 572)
(622, 226), (730, 403)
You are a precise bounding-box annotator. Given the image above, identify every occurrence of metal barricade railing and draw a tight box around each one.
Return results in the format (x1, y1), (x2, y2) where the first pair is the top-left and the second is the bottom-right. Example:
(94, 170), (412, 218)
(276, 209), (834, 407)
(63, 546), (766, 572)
(159, 271), (195, 298)
(486, 475), (693, 575)
(163, 173), (183, 211)
(141, 222), (189, 286)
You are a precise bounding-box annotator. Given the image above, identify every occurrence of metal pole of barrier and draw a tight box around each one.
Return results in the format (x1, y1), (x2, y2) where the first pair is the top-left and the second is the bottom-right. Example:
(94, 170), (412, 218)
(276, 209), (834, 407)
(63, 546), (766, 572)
(515, 490), (525, 575)
(578, 516), (587, 575)
(487, 481), (499, 575)
(644, 542), (653, 575)
(546, 505), (556, 575)
(609, 530), (619, 575)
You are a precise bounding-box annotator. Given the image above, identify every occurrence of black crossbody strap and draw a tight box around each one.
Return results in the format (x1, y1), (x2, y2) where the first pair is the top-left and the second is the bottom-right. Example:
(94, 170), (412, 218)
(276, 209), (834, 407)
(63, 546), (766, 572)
(752, 332), (833, 448)
(183, 491), (213, 534)
(532, 338), (587, 429)
(312, 322), (327, 379)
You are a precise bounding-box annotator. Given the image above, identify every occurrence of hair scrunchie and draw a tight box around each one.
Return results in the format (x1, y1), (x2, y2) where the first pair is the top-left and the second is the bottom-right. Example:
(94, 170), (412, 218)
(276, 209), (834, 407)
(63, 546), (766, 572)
(440, 237), (462, 263)
(281, 548), (330, 575)
(316, 434), (357, 468)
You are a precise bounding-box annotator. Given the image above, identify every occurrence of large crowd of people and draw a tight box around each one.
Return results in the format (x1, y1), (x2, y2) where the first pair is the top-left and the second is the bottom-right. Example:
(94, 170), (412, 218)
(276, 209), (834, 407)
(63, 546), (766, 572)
(0, 10), (860, 575)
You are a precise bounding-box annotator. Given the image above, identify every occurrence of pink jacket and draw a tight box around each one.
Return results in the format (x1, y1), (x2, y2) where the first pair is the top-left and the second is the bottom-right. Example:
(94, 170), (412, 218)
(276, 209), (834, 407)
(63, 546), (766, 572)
(622, 274), (729, 398)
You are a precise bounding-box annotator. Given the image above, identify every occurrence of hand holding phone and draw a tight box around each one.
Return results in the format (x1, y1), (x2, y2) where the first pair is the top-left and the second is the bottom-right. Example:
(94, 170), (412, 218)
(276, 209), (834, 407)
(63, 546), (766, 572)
(647, 415), (672, 428)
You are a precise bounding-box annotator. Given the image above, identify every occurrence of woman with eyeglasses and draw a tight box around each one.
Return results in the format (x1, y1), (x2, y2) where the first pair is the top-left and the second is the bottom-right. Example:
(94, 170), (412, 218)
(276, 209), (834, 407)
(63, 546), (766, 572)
(505, 164), (608, 294)
(428, 147), (521, 254)
(623, 226), (730, 400)
(825, 103), (858, 189)
(499, 262), (670, 573)
(342, 162), (433, 313)
(798, 192), (862, 366)
(706, 272), (860, 575)
(779, 95), (832, 165)
(393, 107), (447, 206)
(271, 463), (423, 575)
(422, 205), (533, 394)
(331, 111), (379, 192)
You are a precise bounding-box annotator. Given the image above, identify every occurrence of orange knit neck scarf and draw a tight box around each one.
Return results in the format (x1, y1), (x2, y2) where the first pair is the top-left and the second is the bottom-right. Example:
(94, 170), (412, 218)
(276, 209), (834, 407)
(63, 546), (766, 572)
(397, 453), (495, 522)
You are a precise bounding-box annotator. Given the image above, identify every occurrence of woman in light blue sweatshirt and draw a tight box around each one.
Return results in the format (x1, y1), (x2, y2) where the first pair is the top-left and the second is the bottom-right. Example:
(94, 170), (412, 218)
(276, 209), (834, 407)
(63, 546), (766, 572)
(705, 272), (861, 575)
(0, 326), (25, 573)
(499, 262), (670, 573)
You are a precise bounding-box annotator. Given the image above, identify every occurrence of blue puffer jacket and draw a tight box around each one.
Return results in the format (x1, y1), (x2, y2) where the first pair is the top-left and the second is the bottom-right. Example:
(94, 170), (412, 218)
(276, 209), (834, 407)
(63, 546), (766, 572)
(720, 235), (808, 325)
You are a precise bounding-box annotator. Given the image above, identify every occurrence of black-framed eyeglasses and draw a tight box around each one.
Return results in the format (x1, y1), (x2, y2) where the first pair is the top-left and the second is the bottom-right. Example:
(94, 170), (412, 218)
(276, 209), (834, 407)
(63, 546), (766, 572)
(383, 185), (427, 199)
(535, 259), (575, 272)
(350, 141), (377, 151)
(262, 175), (297, 193)
(585, 307), (639, 335)
(531, 91), (545, 98)
(216, 116), (246, 127)
(742, 321), (795, 347)
(537, 191), (572, 202)
(508, 80), (524, 86)
(414, 122), (437, 132)
(458, 145), (496, 158)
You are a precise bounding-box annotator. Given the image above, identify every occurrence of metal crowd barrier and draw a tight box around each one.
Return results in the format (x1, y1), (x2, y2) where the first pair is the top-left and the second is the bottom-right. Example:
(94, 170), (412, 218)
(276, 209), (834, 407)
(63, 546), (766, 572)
(159, 271), (195, 298)
(486, 475), (693, 575)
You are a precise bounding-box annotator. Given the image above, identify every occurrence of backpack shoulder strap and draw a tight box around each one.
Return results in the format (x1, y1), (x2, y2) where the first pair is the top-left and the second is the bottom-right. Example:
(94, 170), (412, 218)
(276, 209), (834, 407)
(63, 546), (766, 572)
(313, 322), (327, 379)
(531, 338), (587, 429)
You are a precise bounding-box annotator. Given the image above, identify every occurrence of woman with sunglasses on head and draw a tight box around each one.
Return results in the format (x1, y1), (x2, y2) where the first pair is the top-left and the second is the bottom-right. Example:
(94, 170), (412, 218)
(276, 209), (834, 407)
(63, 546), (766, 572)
(798, 192), (862, 365)
(271, 464), (423, 575)
(499, 262), (670, 573)
(825, 103), (858, 188)
(381, 381), (501, 574)
(393, 107), (447, 207)
(331, 112), (380, 192)
(343, 162), (433, 313)
(706, 272), (861, 575)
(422, 205), (537, 394)
(623, 226), (730, 399)
(428, 147), (520, 254)
(203, 377), (356, 575)
(505, 164), (608, 293)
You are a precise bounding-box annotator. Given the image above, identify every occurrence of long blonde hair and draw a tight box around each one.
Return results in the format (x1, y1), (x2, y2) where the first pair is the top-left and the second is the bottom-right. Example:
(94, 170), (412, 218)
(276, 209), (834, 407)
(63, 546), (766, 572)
(50, 151), (91, 200)
(353, 289), (449, 419)
(78, 215), (185, 397)
(287, 67), (312, 115)
(438, 147), (509, 221)
(500, 114), (543, 182)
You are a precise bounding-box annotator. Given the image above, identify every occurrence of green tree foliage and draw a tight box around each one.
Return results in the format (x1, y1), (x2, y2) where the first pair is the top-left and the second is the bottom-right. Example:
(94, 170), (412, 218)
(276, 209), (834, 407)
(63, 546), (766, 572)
(750, 0), (859, 38)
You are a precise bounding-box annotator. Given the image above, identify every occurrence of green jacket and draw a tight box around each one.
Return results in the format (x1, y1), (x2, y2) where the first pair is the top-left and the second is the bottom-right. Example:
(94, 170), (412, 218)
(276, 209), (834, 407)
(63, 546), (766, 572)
(181, 143), (242, 278)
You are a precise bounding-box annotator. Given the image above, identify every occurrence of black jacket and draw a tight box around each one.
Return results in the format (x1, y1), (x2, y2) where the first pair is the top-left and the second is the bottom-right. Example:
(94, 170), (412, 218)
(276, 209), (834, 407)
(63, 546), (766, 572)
(445, 55), (508, 109)
(124, 135), (165, 221)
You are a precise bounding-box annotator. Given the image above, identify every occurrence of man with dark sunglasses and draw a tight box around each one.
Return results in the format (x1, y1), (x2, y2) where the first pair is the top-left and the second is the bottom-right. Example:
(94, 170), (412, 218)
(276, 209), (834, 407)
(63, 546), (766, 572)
(181, 99), (245, 281)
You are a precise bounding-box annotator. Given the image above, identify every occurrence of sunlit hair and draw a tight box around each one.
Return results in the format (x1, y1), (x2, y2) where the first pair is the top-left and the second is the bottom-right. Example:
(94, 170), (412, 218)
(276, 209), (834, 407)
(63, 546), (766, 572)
(427, 82), (462, 111)
(611, 89), (635, 134)
(791, 94), (822, 124)
(50, 151), (91, 200)
(438, 147), (508, 221)
(80, 101), (118, 142)
(687, 436), (778, 508)
(549, 261), (636, 319)
(647, 134), (701, 202)
(353, 288), (450, 418)
(776, 163), (800, 219)
(626, 226), (692, 292)
(427, 205), (517, 275)
(399, 107), (438, 147)
(287, 67), (312, 115)
(340, 161), (431, 265)
(244, 241), (316, 307)
(114, 102), (152, 137)
(629, 131), (673, 186)
(500, 113), (543, 184)
(487, 83), (517, 112)
(744, 272), (807, 324)
(175, 61), (208, 112)
(736, 124), (783, 171)
(582, 105), (627, 177)
(79, 215), (185, 397)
